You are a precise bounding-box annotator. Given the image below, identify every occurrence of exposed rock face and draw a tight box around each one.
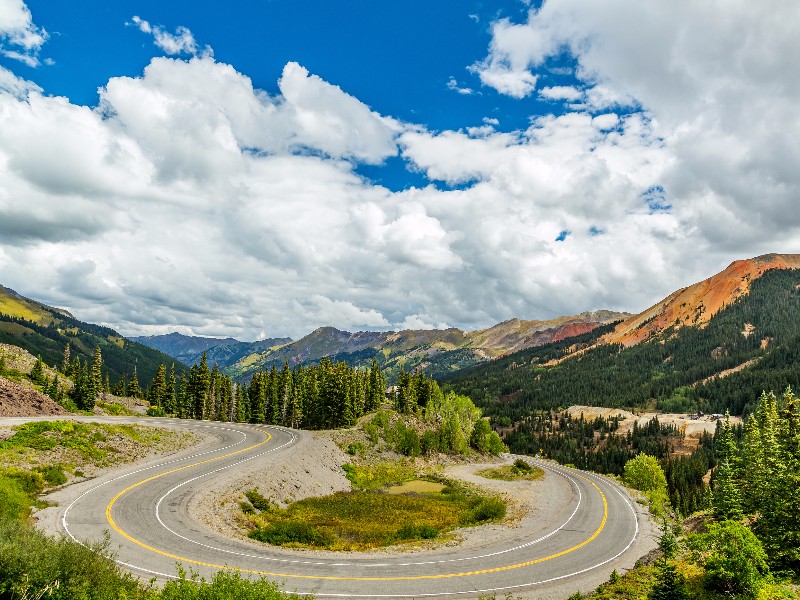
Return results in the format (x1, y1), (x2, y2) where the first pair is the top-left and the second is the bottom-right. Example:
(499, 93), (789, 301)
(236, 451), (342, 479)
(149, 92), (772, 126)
(600, 254), (800, 347)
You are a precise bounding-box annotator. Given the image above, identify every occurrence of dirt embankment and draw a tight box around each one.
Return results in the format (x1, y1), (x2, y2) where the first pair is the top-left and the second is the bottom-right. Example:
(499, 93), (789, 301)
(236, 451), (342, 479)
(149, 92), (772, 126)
(0, 376), (68, 417)
(193, 431), (353, 538)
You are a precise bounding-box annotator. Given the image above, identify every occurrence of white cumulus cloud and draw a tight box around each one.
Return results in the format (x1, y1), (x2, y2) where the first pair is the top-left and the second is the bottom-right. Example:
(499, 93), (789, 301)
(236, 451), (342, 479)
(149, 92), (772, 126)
(0, 0), (47, 65)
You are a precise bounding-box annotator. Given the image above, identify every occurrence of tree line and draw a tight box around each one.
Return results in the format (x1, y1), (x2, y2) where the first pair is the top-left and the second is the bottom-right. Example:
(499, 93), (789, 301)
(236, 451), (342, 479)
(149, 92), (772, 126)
(504, 411), (714, 516)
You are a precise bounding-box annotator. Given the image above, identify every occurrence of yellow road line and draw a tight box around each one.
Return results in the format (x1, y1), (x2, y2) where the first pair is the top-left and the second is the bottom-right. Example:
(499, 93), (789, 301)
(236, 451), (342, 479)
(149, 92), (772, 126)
(106, 435), (608, 581)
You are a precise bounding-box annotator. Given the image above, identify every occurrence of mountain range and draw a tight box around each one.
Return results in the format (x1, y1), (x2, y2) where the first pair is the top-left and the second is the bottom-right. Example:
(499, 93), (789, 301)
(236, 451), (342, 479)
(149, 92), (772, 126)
(3, 252), (799, 415)
(132, 310), (628, 381)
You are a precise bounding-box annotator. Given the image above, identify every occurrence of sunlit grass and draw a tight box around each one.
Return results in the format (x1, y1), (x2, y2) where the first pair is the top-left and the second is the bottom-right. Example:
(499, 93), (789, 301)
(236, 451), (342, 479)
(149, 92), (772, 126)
(0, 420), (191, 475)
(245, 482), (506, 551)
(342, 461), (419, 490)
(476, 464), (544, 481)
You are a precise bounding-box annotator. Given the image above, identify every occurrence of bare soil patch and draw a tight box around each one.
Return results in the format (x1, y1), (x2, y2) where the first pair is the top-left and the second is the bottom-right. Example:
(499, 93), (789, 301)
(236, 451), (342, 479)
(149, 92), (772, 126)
(0, 376), (68, 417)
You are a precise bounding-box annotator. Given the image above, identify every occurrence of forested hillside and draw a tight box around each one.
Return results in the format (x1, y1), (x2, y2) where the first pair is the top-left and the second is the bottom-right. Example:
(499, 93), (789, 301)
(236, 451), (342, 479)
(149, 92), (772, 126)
(444, 268), (800, 419)
(0, 286), (186, 388)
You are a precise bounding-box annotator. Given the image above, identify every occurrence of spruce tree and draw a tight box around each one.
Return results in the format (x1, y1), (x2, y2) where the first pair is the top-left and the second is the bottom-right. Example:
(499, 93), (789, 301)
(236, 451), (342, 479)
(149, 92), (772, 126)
(196, 353), (212, 419)
(90, 346), (103, 399)
(111, 374), (126, 397)
(713, 414), (743, 521)
(30, 355), (45, 384)
(149, 364), (167, 408)
(128, 368), (142, 399)
(176, 373), (189, 418)
(648, 521), (690, 600)
(165, 364), (177, 414)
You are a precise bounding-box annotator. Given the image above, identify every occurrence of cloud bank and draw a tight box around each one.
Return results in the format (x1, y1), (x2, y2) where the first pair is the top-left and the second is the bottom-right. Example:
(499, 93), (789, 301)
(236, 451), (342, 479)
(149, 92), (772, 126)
(1, 2), (798, 341)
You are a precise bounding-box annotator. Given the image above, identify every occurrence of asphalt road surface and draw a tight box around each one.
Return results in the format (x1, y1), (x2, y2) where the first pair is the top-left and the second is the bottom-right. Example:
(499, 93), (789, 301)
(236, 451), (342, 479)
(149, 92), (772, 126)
(5, 416), (656, 599)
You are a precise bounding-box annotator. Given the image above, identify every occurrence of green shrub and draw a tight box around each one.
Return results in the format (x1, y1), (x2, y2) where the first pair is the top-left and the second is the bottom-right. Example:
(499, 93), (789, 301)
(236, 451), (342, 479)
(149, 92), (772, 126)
(160, 568), (304, 599)
(37, 464), (68, 487)
(394, 523), (439, 540)
(465, 497), (506, 524)
(690, 520), (769, 598)
(249, 521), (334, 547)
(0, 467), (44, 497)
(391, 421), (421, 457)
(624, 454), (668, 492)
(0, 476), (33, 522)
(420, 430), (439, 455)
(0, 517), (147, 599)
(513, 458), (532, 472)
(363, 422), (380, 444)
(245, 489), (273, 512)
(346, 442), (366, 456)
(146, 406), (166, 417)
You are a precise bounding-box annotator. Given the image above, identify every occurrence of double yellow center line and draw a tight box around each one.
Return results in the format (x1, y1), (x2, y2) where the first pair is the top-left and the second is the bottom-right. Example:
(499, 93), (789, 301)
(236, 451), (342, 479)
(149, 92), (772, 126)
(105, 429), (608, 581)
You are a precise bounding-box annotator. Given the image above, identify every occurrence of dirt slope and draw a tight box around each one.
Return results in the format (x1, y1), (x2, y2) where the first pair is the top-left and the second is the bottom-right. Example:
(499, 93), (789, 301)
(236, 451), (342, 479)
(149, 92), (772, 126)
(0, 376), (68, 417)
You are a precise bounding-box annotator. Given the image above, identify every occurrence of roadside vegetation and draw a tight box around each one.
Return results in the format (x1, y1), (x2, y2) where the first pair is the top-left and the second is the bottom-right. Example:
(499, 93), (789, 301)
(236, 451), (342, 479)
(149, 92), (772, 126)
(0, 419), (194, 485)
(563, 388), (800, 600)
(477, 459), (543, 482)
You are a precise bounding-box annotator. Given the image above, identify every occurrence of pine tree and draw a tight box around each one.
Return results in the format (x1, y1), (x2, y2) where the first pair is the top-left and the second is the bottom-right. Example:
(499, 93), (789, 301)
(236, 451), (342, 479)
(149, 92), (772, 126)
(268, 365), (280, 425)
(176, 373), (189, 418)
(165, 364), (177, 414)
(713, 414), (743, 521)
(648, 521), (690, 600)
(111, 374), (126, 397)
(50, 374), (62, 402)
(209, 363), (221, 420)
(365, 359), (384, 412)
(149, 364), (167, 408)
(236, 382), (249, 423)
(89, 346), (103, 398)
(196, 353), (211, 419)
(128, 368), (142, 399)
(0, 354), (6, 376)
(30, 355), (45, 384)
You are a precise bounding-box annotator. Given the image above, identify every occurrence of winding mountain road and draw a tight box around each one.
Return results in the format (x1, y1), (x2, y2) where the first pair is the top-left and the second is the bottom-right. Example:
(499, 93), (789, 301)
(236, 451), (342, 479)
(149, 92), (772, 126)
(5, 417), (656, 599)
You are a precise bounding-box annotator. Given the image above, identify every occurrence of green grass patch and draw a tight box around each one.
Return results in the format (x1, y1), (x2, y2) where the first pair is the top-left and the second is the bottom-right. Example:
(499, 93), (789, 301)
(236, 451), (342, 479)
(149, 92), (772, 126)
(342, 461), (418, 490)
(246, 481), (506, 551)
(0, 420), (193, 484)
(477, 462), (544, 482)
(36, 464), (67, 486)
(95, 400), (138, 416)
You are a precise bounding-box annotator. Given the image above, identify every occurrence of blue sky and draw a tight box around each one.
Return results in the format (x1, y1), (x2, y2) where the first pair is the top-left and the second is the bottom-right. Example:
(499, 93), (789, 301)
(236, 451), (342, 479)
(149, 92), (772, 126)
(1, 0), (798, 340)
(11, 1), (572, 190)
